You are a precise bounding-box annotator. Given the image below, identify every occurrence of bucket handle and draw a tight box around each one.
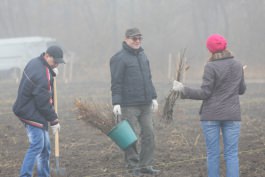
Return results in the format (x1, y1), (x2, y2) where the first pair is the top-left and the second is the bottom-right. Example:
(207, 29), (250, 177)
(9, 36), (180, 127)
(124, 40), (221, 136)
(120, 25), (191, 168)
(114, 115), (121, 124)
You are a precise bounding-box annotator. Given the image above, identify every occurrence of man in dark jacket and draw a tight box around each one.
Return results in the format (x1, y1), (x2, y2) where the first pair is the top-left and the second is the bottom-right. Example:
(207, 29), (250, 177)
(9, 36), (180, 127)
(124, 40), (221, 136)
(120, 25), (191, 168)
(13, 45), (65, 177)
(110, 28), (159, 176)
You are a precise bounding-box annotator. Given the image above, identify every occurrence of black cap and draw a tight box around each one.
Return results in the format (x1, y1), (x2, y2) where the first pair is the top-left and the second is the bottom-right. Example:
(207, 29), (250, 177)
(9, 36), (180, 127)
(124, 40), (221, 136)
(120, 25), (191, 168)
(125, 28), (142, 37)
(46, 45), (65, 64)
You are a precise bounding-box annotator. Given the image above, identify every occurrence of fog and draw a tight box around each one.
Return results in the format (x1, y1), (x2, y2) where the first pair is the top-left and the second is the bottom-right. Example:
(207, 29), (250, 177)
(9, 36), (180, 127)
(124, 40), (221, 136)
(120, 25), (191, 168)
(0, 0), (265, 81)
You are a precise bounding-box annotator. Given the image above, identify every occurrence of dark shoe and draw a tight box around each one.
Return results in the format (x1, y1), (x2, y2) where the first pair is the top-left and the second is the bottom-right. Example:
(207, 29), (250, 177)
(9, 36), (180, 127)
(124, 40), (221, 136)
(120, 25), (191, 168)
(140, 166), (160, 175)
(131, 169), (140, 176)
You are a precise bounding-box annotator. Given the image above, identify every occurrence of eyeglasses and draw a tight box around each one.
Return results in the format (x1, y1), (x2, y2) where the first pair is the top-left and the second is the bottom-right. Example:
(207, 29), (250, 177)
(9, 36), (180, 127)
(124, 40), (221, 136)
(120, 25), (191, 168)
(129, 36), (143, 42)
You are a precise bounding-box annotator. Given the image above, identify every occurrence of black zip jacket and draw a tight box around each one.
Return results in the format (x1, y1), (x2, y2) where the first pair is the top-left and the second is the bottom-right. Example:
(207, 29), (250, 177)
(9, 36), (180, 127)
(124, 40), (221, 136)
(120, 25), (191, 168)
(110, 42), (157, 106)
(13, 54), (58, 130)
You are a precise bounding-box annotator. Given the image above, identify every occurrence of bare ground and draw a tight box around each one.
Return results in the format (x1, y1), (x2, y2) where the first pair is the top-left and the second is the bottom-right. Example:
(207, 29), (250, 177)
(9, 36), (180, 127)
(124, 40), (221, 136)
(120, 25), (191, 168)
(1, 81), (265, 177)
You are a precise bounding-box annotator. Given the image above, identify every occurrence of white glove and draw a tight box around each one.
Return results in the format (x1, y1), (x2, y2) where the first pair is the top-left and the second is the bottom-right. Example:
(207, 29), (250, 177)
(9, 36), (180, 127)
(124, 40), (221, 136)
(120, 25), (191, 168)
(53, 68), (59, 76)
(152, 99), (158, 112)
(51, 123), (60, 135)
(172, 80), (184, 92)
(113, 105), (121, 117)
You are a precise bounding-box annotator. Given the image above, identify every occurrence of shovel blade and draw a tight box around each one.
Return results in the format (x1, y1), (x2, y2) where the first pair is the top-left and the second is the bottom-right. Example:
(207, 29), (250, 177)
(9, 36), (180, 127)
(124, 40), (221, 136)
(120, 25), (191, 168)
(50, 168), (67, 177)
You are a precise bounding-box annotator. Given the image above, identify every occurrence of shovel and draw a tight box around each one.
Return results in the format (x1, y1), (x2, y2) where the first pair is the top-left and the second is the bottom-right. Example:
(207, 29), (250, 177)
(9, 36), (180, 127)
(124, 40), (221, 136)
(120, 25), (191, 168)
(51, 77), (67, 177)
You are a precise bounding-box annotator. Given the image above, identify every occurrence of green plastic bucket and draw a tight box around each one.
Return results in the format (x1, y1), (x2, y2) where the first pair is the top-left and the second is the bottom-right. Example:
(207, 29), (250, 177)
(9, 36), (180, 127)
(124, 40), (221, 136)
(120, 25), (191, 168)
(108, 120), (137, 150)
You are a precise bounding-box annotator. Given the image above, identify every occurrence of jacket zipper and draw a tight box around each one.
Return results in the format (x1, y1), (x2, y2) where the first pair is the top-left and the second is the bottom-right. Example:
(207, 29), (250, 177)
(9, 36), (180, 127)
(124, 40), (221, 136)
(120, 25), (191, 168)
(136, 54), (147, 100)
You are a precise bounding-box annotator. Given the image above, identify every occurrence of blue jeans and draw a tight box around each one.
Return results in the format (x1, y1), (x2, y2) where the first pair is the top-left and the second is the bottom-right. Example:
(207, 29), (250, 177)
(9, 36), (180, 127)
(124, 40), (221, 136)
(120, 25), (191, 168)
(20, 125), (51, 177)
(201, 121), (240, 177)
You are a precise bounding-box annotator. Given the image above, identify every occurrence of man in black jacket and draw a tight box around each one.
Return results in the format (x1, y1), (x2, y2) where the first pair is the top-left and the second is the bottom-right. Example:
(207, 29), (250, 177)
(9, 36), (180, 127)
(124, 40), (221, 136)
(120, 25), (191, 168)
(110, 28), (160, 176)
(13, 45), (65, 177)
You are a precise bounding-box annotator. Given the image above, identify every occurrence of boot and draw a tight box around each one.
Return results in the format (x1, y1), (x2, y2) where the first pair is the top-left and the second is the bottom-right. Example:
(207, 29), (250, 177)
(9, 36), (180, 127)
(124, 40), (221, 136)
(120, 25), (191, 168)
(140, 166), (160, 175)
(129, 168), (140, 176)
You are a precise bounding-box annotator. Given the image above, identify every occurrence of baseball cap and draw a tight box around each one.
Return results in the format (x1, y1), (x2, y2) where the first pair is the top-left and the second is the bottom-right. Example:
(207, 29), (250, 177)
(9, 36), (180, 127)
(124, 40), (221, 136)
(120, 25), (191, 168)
(125, 28), (142, 37)
(46, 45), (65, 64)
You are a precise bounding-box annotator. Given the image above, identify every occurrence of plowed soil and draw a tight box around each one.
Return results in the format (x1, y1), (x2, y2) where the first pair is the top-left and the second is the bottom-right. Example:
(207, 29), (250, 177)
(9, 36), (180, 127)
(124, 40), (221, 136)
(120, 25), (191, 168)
(1, 81), (265, 177)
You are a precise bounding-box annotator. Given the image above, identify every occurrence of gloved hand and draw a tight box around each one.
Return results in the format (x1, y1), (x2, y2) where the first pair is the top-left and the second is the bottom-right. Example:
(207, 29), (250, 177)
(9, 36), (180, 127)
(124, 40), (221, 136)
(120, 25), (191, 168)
(113, 105), (121, 117)
(152, 99), (158, 112)
(172, 80), (184, 92)
(53, 68), (59, 76)
(51, 123), (60, 135)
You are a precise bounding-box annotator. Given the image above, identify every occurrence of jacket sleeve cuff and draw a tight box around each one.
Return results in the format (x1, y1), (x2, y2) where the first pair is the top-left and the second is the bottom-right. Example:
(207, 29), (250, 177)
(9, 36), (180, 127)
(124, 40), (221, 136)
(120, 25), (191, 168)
(50, 119), (59, 126)
(112, 95), (122, 105)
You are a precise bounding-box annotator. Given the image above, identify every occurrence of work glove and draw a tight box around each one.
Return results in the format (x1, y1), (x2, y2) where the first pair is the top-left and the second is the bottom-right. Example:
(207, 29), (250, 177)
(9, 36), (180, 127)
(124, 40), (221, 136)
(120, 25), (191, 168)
(53, 68), (59, 76)
(51, 123), (60, 135)
(113, 105), (121, 117)
(172, 80), (184, 92)
(152, 99), (159, 112)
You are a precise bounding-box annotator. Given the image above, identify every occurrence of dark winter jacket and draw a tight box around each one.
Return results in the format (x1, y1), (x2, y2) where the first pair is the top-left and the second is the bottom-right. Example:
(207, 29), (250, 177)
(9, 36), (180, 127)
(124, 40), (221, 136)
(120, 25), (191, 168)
(13, 54), (58, 130)
(182, 51), (246, 121)
(110, 42), (157, 106)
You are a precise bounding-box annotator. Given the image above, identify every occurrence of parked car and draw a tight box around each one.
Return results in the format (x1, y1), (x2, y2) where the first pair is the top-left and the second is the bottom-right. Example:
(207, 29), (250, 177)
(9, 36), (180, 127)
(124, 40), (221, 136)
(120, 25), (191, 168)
(0, 36), (57, 82)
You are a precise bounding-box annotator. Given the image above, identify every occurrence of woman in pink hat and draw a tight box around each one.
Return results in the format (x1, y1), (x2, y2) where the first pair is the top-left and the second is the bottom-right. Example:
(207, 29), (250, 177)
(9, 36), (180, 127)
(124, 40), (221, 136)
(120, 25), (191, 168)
(173, 34), (246, 177)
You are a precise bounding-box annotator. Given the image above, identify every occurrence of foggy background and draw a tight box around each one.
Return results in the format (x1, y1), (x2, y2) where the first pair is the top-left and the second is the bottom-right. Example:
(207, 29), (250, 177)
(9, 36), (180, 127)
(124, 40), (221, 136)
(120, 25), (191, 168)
(0, 0), (264, 82)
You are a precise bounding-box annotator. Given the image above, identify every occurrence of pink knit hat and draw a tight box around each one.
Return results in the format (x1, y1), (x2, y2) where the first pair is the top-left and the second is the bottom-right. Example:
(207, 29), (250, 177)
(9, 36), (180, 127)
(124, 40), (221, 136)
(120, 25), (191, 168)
(206, 34), (227, 53)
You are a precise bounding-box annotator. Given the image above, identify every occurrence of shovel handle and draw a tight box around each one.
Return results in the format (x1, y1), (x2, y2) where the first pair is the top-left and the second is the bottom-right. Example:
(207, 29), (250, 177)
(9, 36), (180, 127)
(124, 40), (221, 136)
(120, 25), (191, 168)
(54, 78), (60, 158)
(55, 130), (59, 157)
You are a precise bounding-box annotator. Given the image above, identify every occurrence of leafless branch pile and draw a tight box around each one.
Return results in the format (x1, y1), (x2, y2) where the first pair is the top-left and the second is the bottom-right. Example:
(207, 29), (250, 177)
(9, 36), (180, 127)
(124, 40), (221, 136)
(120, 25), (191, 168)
(74, 99), (115, 134)
(162, 49), (189, 122)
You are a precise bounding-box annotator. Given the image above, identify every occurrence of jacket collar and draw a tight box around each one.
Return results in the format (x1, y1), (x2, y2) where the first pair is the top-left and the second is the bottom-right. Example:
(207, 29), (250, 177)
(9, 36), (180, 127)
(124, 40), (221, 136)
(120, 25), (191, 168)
(40, 53), (56, 76)
(209, 50), (234, 61)
(122, 41), (144, 55)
